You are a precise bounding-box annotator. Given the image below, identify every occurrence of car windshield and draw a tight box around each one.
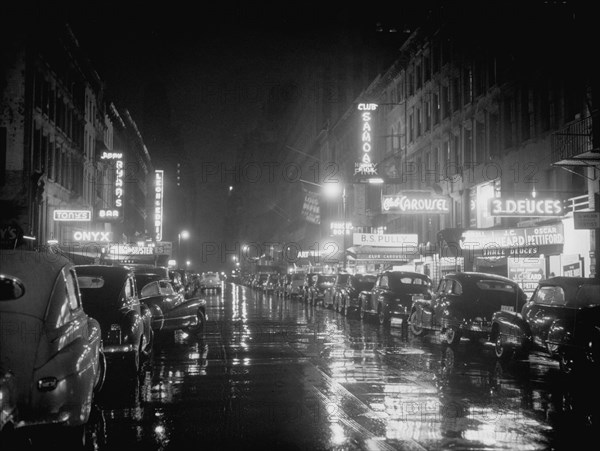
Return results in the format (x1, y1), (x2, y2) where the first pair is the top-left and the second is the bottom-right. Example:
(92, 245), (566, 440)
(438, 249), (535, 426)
(476, 280), (517, 293)
(135, 274), (161, 291)
(388, 274), (431, 290)
(78, 276), (121, 305)
(336, 274), (350, 284)
(318, 276), (335, 284)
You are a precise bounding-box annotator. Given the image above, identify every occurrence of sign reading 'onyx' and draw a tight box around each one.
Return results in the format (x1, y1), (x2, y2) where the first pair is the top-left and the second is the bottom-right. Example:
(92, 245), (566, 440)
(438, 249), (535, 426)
(489, 198), (564, 217)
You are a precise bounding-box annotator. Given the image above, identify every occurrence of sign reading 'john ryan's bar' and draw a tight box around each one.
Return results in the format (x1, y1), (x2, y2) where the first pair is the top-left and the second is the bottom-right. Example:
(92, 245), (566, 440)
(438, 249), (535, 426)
(382, 193), (450, 214)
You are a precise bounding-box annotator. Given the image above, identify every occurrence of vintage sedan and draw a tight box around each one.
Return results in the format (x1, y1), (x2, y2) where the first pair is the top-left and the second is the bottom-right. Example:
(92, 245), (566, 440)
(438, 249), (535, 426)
(491, 276), (600, 373)
(199, 271), (222, 294)
(76, 265), (153, 378)
(0, 251), (105, 445)
(307, 274), (336, 307)
(359, 271), (432, 327)
(410, 272), (527, 346)
(287, 273), (305, 299)
(333, 274), (377, 316)
(134, 270), (207, 338)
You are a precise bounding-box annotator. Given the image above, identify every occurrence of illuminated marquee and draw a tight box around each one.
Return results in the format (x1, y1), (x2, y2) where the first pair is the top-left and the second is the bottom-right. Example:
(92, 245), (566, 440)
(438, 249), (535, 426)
(382, 194), (450, 214)
(155, 170), (164, 241)
(53, 210), (92, 221)
(354, 103), (378, 176)
(100, 151), (124, 210)
(489, 198), (563, 217)
(73, 231), (112, 242)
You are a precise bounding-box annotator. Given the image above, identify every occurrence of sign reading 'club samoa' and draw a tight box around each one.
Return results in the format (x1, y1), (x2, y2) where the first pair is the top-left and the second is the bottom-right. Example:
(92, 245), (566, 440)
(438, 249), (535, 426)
(489, 198), (564, 217)
(382, 193), (450, 214)
(53, 210), (92, 221)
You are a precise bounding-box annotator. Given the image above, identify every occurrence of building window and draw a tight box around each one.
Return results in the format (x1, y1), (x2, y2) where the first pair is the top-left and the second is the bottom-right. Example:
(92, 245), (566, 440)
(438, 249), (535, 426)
(416, 63), (422, 90)
(502, 96), (514, 149)
(464, 126), (473, 165)
(442, 85), (450, 119)
(433, 91), (441, 125)
(409, 111), (414, 143)
(463, 66), (472, 105)
(425, 98), (431, 132)
(452, 77), (460, 112)
(520, 86), (531, 142)
(475, 120), (485, 164)
(416, 107), (422, 137)
(489, 112), (499, 157)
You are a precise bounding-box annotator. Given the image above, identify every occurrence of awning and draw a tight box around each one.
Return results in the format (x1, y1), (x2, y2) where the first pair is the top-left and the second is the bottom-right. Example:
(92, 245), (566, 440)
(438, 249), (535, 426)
(347, 246), (420, 262)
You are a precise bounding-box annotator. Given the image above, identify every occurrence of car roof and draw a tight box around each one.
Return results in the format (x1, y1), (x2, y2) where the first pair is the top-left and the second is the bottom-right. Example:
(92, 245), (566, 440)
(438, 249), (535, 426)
(0, 250), (72, 318)
(443, 271), (516, 284)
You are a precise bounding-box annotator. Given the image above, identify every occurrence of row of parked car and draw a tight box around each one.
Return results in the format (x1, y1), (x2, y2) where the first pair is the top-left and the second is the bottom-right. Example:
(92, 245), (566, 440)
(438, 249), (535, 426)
(0, 250), (208, 447)
(241, 269), (600, 375)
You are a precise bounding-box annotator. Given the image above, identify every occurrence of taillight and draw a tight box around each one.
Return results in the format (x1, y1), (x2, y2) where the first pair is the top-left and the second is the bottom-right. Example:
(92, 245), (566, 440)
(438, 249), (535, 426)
(38, 377), (58, 391)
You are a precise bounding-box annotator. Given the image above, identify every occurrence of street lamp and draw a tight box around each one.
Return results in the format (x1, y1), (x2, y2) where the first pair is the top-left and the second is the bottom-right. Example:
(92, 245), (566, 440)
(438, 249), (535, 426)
(178, 230), (189, 267)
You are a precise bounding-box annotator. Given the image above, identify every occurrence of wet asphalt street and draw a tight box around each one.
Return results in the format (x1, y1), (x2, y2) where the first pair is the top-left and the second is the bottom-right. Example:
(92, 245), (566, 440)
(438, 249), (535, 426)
(85, 282), (599, 450)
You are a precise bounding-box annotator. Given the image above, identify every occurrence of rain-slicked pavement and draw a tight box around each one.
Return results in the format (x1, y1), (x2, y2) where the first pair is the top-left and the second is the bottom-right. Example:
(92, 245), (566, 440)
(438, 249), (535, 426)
(15, 282), (600, 450)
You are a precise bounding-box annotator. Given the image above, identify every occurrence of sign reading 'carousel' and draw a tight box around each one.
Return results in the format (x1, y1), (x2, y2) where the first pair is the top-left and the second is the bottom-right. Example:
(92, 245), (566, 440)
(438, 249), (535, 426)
(382, 193), (450, 214)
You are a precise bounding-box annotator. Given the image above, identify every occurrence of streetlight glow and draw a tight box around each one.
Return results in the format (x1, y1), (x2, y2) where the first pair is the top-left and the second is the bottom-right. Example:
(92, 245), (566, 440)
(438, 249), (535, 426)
(323, 182), (342, 198)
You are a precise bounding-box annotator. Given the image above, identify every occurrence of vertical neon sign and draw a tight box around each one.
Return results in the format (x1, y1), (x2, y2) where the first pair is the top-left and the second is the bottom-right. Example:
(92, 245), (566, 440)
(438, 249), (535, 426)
(155, 170), (164, 241)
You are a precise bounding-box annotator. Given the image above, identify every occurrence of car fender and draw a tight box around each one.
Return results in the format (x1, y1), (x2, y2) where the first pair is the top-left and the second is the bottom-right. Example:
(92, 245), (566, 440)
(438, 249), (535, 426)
(547, 319), (571, 347)
(491, 311), (531, 344)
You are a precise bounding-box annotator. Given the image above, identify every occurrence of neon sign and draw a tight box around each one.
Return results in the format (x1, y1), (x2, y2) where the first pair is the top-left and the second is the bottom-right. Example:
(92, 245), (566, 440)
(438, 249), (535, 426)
(155, 170), (164, 241)
(355, 103), (378, 176)
(73, 231), (112, 242)
(382, 194), (450, 214)
(100, 151), (124, 211)
(489, 198), (563, 217)
(53, 210), (92, 221)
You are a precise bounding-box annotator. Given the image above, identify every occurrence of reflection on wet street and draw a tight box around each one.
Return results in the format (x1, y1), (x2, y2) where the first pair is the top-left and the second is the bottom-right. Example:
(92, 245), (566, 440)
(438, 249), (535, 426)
(86, 283), (598, 450)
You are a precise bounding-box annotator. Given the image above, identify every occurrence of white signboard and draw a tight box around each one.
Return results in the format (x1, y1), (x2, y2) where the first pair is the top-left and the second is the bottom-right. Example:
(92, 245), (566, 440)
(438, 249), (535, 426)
(574, 211), (600, 229)
(353, 233), (418, 248)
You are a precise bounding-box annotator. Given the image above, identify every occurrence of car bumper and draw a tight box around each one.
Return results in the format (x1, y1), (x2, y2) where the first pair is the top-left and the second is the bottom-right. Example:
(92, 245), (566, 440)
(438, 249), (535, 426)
(103, 344), (136, 356)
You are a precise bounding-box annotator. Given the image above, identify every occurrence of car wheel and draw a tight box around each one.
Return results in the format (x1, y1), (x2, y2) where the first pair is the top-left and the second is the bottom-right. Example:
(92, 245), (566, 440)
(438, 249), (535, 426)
(494, 334), (511, 360)
(190, 310), (206, 339)
(442, 328), (461, 346)
(62, 425), (88, 450)
(409, 310), (426, 337)
(122, 347), (140, 380)
(378, 305), (390, 327)
(142, 329), (154, 361)
(94, 350), (106, 394)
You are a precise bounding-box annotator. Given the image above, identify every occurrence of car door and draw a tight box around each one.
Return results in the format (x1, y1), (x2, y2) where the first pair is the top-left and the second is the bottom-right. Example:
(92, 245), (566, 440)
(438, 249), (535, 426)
(432, 278), (453, 328)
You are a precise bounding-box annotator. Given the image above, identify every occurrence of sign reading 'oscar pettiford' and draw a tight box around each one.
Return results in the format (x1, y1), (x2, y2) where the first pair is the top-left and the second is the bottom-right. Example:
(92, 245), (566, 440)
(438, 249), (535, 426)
(489, 198), (564, 217)
(382, 193), (450, 214)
